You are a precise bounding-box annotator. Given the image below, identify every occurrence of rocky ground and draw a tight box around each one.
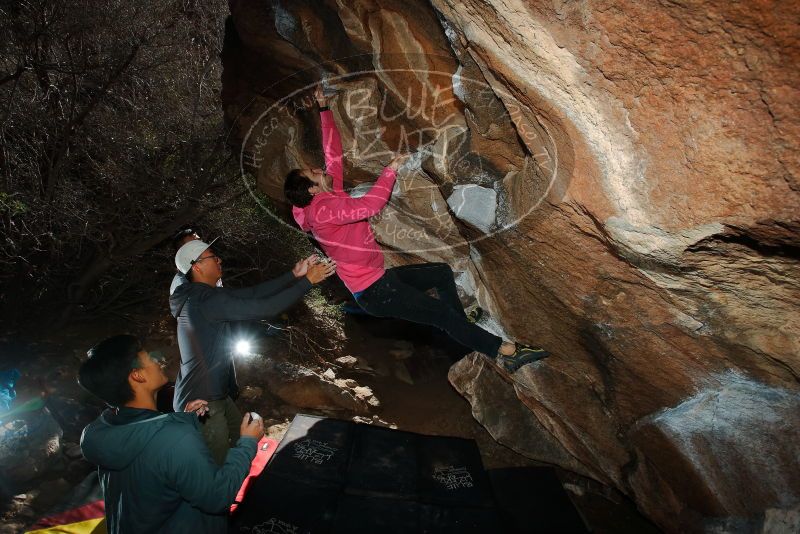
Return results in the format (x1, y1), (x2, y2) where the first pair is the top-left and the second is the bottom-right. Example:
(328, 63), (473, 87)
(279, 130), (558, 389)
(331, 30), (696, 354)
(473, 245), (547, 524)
(0, 305), (659, 533)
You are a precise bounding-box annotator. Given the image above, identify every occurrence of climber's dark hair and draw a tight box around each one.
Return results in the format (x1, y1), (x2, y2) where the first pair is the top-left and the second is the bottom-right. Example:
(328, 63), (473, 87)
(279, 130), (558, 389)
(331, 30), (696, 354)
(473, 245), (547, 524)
(284, 169), (314, 207)
(78, 334), (142, 408)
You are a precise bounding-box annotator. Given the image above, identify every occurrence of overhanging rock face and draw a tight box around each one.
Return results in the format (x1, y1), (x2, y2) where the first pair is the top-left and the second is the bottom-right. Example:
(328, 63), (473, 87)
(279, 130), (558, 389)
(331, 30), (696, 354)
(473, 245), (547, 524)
(221, 1), (800, 531)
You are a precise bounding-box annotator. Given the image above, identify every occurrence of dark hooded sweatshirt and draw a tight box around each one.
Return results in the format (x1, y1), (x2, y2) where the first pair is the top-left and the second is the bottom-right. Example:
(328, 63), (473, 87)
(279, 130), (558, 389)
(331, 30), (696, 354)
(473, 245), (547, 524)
(169, 272), (311, 412)
(80, 407), (256, 533)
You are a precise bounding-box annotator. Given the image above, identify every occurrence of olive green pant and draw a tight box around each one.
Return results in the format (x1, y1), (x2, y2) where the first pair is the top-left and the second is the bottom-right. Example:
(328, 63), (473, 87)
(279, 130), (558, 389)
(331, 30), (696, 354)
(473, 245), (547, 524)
(199, 397), (242, 465)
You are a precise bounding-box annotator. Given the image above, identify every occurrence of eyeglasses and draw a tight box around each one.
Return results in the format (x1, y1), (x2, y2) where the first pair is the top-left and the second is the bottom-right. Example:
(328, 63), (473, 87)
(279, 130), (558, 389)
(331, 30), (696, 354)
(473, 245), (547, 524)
(191, 255), (220, 265)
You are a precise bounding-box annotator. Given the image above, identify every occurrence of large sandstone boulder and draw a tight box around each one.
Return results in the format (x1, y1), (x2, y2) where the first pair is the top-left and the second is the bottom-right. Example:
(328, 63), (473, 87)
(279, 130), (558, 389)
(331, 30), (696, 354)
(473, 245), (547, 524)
(450, 353), (800, 531)
(221, 1), (799, 531)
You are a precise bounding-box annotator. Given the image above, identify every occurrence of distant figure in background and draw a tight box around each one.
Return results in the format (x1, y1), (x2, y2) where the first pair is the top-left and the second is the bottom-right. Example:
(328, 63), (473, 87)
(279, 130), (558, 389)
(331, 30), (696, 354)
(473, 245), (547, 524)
(79, 334), (265, 533)
(170, 238), (335, 464)
(284, 85), (550, 372)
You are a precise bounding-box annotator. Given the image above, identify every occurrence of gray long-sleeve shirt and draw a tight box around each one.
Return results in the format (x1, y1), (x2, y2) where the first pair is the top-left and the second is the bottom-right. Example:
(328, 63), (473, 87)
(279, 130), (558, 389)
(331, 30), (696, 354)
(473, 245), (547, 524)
(169, 271), (311, 411)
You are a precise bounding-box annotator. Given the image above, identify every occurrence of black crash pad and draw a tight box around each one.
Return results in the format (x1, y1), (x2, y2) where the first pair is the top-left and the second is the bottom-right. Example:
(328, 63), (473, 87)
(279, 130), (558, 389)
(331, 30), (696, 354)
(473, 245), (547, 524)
(489, 467), (590, 533)
(231, 414), (586, 533)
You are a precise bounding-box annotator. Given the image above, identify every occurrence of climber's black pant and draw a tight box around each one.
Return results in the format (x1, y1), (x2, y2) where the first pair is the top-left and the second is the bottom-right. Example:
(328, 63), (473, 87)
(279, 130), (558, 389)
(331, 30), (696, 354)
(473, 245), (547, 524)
(355, 263), (503, 356)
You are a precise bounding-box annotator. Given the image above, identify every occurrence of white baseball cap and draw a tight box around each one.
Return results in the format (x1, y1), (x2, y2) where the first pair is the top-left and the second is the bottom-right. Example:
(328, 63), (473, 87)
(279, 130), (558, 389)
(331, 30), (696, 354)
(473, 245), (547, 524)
(175, 237), (219, 274)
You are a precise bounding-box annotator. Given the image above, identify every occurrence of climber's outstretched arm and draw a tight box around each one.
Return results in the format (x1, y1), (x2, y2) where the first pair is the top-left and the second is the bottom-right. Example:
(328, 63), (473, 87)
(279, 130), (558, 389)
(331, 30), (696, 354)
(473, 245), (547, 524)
(315, 86), (344, 193)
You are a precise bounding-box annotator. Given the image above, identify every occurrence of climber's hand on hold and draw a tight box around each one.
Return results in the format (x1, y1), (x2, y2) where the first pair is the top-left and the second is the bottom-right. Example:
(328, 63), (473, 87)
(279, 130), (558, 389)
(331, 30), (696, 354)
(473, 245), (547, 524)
(388, 153), (411, 171)
(314, 85), (328, 108)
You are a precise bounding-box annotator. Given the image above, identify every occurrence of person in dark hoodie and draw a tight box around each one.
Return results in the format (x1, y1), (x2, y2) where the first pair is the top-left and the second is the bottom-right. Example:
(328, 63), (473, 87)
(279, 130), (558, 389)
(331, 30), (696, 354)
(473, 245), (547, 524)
(170, 238), (335, 464)
(79, 334), (264, 533)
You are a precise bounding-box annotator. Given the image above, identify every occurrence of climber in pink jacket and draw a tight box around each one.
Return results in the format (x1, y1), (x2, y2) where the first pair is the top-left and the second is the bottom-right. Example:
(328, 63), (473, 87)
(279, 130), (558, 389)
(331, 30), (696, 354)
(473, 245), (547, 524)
(283, 85), (550, 372)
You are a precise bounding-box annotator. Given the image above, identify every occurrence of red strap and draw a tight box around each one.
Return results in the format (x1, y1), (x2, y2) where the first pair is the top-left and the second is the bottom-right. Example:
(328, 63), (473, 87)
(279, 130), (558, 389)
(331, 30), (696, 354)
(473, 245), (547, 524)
(230, 437), (278, 513)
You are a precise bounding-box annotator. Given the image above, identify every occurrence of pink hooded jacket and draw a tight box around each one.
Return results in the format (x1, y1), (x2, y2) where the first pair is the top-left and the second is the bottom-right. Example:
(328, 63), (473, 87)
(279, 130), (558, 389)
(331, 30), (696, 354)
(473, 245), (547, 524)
(292, 110), (396, 293)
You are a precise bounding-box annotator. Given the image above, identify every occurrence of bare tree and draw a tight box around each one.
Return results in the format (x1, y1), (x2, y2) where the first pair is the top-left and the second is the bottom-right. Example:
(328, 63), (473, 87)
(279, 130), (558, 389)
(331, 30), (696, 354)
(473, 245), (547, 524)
(0, 0), (246, 330)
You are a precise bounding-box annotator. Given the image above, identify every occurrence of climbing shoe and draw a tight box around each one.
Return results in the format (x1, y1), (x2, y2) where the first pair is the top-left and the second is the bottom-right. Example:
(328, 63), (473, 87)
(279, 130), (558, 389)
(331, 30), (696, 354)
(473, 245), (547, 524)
(497, 345), (551, 372)
(466, 305), (483, 324)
